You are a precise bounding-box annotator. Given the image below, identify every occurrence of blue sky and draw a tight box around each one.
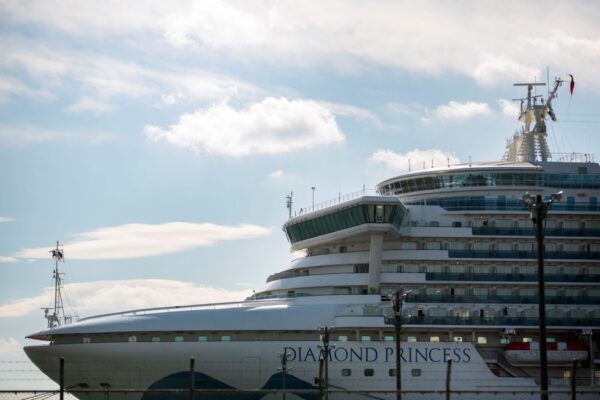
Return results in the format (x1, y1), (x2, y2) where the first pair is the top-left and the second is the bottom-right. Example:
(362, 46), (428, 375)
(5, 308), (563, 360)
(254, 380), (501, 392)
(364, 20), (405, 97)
(1, 0), (600, 384)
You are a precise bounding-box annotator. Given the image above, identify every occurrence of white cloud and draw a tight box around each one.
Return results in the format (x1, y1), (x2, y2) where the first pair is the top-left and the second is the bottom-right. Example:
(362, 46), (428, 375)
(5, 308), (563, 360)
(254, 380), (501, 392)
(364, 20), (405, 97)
(0, 337), (22, 354)
(0, 256), (17, 263)
(370, 149), (461, 173)
(498, 99), (521, 118)
(0, 124), (115, 145)
(65, 97), (115, 115)
(14, 222), (271, 260)
(0, 75), (55, 103)
(433, 101), (492, 121)
(0, 279), (252, 318)
(145, 97), (345, 156)
(0, 217), (14, 222)
(471, 54), (540, 86)
(4, 2), (600, 90)
(269, 169), (283, 178)
(318, 101), (381, 126)
(0, 39), (258, 106)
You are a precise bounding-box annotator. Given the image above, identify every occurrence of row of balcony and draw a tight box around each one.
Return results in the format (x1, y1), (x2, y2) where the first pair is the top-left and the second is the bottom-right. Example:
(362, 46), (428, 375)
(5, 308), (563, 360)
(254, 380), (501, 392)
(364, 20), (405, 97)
(472, 226), (600, 237)
(404, 294), (600, 305)
(448, 249), (599, 260)
(426, 272), (600, 282)
(400, 316), (600, 326)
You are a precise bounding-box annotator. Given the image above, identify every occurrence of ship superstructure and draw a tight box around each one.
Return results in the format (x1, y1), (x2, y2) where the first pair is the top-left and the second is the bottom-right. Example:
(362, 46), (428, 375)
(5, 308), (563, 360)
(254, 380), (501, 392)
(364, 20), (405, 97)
(24, 80), (600, 399)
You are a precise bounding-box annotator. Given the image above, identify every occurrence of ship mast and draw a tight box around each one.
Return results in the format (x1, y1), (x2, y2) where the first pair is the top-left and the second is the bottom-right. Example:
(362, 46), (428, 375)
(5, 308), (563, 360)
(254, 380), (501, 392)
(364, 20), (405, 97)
(43, 241), (72, 328)
(503, 78), (564, 163)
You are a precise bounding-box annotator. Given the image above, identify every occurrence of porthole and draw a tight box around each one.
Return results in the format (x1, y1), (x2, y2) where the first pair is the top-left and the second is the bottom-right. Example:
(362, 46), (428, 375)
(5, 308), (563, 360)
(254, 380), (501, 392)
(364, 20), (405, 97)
(364, 369), (374, 377)
(411, 369), (421, 377)
(341, 368), (351, 377)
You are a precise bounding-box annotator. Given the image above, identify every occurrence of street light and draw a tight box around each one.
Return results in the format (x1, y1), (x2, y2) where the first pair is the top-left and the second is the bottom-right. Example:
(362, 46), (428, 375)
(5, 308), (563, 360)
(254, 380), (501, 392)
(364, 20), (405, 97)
(311, 186), (316, 210)
(391, 291), (410, 400)
(318, 326), (335, 400)
(522, 191), (562, 400)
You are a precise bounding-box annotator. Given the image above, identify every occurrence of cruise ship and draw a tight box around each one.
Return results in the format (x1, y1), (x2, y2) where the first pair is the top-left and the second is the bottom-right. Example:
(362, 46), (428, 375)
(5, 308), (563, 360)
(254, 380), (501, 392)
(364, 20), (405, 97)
(25, 79), (600, 399)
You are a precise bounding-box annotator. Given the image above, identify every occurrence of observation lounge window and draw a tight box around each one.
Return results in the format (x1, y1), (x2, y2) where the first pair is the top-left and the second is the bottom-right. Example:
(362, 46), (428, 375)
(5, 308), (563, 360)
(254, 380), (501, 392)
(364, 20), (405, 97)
(174, 336), (184, 342)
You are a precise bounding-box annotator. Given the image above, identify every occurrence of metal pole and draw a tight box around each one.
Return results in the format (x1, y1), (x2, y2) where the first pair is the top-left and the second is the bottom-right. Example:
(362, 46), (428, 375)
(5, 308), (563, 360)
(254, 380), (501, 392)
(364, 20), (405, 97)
(318, 357), (324, 400)
(394, 291), (402, 400)
(59, 357), (64, 400)
(445, 358), (452, 400)
(189, 357), (195, 400)
(311, 187), (315, 210)
(571, 360), (577, 400)
(534, 194), (549, 400)
(281, 353), (288, 400)
(324, 330), (329, 400)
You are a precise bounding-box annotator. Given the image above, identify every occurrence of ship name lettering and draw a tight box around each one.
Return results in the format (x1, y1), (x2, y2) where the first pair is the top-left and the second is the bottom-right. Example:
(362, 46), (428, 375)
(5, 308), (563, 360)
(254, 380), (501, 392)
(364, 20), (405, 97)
(284, 346), (472, 363)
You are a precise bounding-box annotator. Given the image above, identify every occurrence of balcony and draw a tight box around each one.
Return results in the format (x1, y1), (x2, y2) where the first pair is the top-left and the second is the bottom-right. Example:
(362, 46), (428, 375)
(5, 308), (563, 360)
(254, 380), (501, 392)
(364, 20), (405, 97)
(472, 226), (600, 237)
(404, 293), (600, 305)
(448, 249), (600, 260)
(425, 272), (600, 282)
(403, 316), (600, 327)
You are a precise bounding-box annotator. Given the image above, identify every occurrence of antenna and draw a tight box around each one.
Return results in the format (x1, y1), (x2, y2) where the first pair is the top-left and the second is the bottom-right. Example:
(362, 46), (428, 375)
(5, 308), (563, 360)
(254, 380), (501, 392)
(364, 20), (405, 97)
(46, 241), (67, 328)
(285, 192), (293, 219)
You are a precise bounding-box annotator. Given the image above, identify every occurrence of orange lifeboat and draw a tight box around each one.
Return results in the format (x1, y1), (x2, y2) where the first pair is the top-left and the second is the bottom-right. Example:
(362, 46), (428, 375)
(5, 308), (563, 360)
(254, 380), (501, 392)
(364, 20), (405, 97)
(504, 342), (588, 366)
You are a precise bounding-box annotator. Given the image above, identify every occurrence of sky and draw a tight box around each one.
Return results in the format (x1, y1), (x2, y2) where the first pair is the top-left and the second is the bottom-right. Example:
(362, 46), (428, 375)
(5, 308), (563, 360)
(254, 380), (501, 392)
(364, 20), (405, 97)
(1, 0), (600, 388)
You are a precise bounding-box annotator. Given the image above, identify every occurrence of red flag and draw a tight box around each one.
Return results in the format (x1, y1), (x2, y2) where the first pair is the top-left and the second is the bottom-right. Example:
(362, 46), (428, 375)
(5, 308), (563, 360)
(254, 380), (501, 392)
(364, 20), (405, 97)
(568, 74), (575, 96)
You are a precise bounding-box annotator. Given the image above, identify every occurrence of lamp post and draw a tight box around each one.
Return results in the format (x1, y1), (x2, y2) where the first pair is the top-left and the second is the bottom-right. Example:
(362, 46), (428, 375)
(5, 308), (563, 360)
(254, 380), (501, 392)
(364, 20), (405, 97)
(392, 291), (410, 400)
(318, 326), (334, 400)
(311, 186), (316, 210)
(523, 191), (562, 400)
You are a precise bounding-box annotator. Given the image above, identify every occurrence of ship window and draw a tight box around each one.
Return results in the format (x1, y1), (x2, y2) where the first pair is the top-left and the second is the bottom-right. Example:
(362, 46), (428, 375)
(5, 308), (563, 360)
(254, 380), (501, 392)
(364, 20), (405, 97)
(364, 368), (374, 377)
(151, 336), (160, 342)
(595, 370), (600, 385)
(360, 335), (372, 342)
(411, 369), (422, 377)
(128, 336), (137, 343)
(522, 337), (532, 343)
(425, 242), (442, 250)
(453, 336), (463, 342)
(429, 336), (440, 342)
(337, 335), (348, 342)
(500, 337), (510, 345)
(341, 368), (351, 377)
(197, 336), (208, 342)
(401, 241), (417, 250)
(407, 336), (417, 342)
(429, 221), (440, 227)
(477, 336), (487, 345)
(221, 335), (231, 342)
(452, 221), (462, 227)
(83, 337), (91, 344)
(384, 335), (394, 341)
(389, 369), (397, 377)
(174, 336), (184, 342)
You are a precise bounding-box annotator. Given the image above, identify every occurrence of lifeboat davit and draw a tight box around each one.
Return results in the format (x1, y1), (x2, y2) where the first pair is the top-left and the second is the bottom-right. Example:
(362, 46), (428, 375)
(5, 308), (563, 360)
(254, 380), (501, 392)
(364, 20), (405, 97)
(504, 342), (588, 366)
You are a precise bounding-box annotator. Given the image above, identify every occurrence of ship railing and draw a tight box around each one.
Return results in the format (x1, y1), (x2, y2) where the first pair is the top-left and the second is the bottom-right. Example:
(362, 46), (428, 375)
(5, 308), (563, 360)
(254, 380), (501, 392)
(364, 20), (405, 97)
(404, 293), (600, 305)
(401, 315), (600, 326)
(293, 188), (381, 216)
(551, 152), (595, 163)
(426, 271), (600, 283)
(77, 298), (286, 322)
(472, 226), (600, 237)
(448, 249), (600, 260)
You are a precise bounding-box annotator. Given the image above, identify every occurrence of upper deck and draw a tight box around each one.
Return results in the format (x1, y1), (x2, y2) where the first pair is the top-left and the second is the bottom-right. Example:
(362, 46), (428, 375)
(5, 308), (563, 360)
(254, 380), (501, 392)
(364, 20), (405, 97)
(377, 160), (600, 209)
